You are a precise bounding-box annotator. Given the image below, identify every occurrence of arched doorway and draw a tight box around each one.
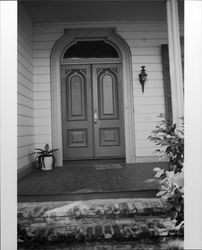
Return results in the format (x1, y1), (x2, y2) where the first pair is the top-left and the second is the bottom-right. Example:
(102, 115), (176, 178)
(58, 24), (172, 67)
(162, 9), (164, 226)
(51, 28), (135, 166)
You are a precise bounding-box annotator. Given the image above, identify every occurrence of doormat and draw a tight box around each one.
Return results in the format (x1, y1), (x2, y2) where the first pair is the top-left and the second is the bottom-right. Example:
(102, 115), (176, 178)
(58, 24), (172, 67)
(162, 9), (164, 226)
(18, 198), (183, 249)
(94, 164), (123, 170)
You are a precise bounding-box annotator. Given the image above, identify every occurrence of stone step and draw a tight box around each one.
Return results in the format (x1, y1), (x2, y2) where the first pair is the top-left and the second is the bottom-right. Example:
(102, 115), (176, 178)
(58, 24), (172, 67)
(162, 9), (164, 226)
(18, 198), (183, 245)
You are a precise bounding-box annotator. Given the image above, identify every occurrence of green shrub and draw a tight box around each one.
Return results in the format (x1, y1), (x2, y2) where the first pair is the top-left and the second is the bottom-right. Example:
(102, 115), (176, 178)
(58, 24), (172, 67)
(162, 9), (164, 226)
(148, 114), (184, 228)
(148, 114), (184, 173)
(153, 167), (184, 227)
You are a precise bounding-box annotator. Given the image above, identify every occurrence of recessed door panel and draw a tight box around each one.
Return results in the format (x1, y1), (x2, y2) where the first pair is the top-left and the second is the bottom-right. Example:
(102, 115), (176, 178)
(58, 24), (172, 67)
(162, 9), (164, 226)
(67, 129), (88, 147)
(102, 74), (114, 114)
(99, 128), (120, 146)
(66, 71), (87, 120)
(70, 75), (84, 116)
(98, 68), (119, 120)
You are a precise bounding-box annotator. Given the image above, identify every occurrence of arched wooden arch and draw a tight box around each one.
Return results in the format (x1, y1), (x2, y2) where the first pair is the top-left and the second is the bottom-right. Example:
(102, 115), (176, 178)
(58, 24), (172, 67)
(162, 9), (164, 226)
(50, 28), (136, 166)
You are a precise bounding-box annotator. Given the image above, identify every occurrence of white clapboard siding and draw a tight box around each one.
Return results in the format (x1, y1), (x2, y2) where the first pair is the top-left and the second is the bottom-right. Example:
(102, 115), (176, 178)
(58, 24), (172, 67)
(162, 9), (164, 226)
(18, 43), (33, 65)
(18, 61), (32, 81)
(33, 66), (50, 75)
(34, 83), (51, 92)
(18, 84), (33, 100)
(35, 135), (52, 144)
(136, 139), (156, 148)
(34, 143), (52, 150)
(18, 115), (34, 127)
(34, 92), (51, 101)
(18, 144), (35, 159)
(132, 63), (163, 72)
(119, 31), (168, 40)
(18, 29), (32, 53)
(132, 55), (162, 64)
(18, 93), (33, 109)
(18, 104), (34, 117)
(134, 97), (165, 106)
(134, 105), (165, 114)
(33, 41), (56, 50)
(33, 50), (51, 58)
(134, 78), (164, 89)
(33, 58), (50, 67)
(18, 72), (33, 91)
(32, 17), (183, 158)
(34, 109), (51, 118)
(33, 75), (50, 83)
(134, 130), (155, 140)
(18, 37), (32, 60)
(32, 21), (169, 34)
(135, 121), (162, 131)
(135, 113), (162, 123)
(127, 39), (169, 47)
(34, 117), (52, 127)
(133, 88), (164, 97)
(131, 47), (161, 56)
(18, 125), (34, 137)
(33, 32), (63, 42)
(34, 100), (51, 109)
(34, 126), (51, 135)
(18, 50), (32, 70)
(18, 41), (32, 60)
(133, 71), (163, 80)
(18, 4), (34, 170)
(18, 155), (35, 171)
(18, 136), (35, 148)
(136, 148), (158, 157)
(133, 80), (164, 89)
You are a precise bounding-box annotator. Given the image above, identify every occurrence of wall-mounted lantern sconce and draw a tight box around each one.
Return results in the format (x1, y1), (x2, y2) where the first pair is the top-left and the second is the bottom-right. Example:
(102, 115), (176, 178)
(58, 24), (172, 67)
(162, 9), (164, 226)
(139, 66), (147, 93)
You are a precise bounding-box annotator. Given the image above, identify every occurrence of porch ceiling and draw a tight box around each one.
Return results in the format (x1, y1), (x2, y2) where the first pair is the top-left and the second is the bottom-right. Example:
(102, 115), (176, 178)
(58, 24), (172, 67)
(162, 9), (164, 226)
(21, 0), (170, 23)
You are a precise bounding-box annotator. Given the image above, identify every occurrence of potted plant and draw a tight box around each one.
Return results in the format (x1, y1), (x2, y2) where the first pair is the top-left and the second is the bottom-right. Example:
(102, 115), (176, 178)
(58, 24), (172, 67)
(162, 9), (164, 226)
(34, 144), (59, 171)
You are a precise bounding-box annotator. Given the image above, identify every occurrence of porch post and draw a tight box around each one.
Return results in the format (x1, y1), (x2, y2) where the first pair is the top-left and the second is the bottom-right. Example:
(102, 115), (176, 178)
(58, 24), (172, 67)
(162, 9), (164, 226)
(166, 0), (184, 124)
(0, 2), (17, 249)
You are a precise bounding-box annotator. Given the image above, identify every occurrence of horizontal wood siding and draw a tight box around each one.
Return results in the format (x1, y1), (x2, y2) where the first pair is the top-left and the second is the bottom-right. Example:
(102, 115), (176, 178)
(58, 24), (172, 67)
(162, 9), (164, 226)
(18, 4), (34, 170)
(33, 19), (184, 159)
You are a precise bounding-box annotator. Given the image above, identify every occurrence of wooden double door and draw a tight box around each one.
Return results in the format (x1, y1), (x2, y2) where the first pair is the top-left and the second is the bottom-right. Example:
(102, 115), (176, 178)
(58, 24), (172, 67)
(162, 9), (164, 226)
(61, 64), (125, 160)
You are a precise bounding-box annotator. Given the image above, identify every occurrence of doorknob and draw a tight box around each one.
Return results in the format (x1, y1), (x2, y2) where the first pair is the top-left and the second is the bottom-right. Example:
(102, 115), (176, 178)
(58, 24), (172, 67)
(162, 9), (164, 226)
(94, 111), (98, 125)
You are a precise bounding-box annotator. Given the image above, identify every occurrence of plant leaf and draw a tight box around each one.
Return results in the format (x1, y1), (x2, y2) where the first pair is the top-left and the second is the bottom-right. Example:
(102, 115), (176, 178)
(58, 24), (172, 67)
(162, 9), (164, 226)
(153, 167), (162, 172)
(154, 169), (165, 178)
(156, 190), (167, 197)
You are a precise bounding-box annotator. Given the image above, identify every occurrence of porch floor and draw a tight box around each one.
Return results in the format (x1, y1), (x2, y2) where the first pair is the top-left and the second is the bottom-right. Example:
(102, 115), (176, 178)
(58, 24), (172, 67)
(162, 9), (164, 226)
(18, 162), (169, 202)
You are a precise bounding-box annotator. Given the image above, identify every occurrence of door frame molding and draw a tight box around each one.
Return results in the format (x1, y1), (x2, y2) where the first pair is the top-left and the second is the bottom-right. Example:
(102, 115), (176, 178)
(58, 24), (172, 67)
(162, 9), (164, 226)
(50, 28), (136, 166)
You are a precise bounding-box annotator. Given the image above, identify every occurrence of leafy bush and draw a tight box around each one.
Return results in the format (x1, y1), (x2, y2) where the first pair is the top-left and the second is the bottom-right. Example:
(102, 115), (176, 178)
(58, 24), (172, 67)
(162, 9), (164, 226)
(148, 114), (184, 228)
(153, 167), (184, 227)
(148, 114), (184, 173)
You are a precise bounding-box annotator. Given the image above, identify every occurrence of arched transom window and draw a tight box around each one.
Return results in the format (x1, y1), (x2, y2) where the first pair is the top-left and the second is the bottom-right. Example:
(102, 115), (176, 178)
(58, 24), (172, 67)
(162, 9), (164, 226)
(63, 40), (120, 59)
